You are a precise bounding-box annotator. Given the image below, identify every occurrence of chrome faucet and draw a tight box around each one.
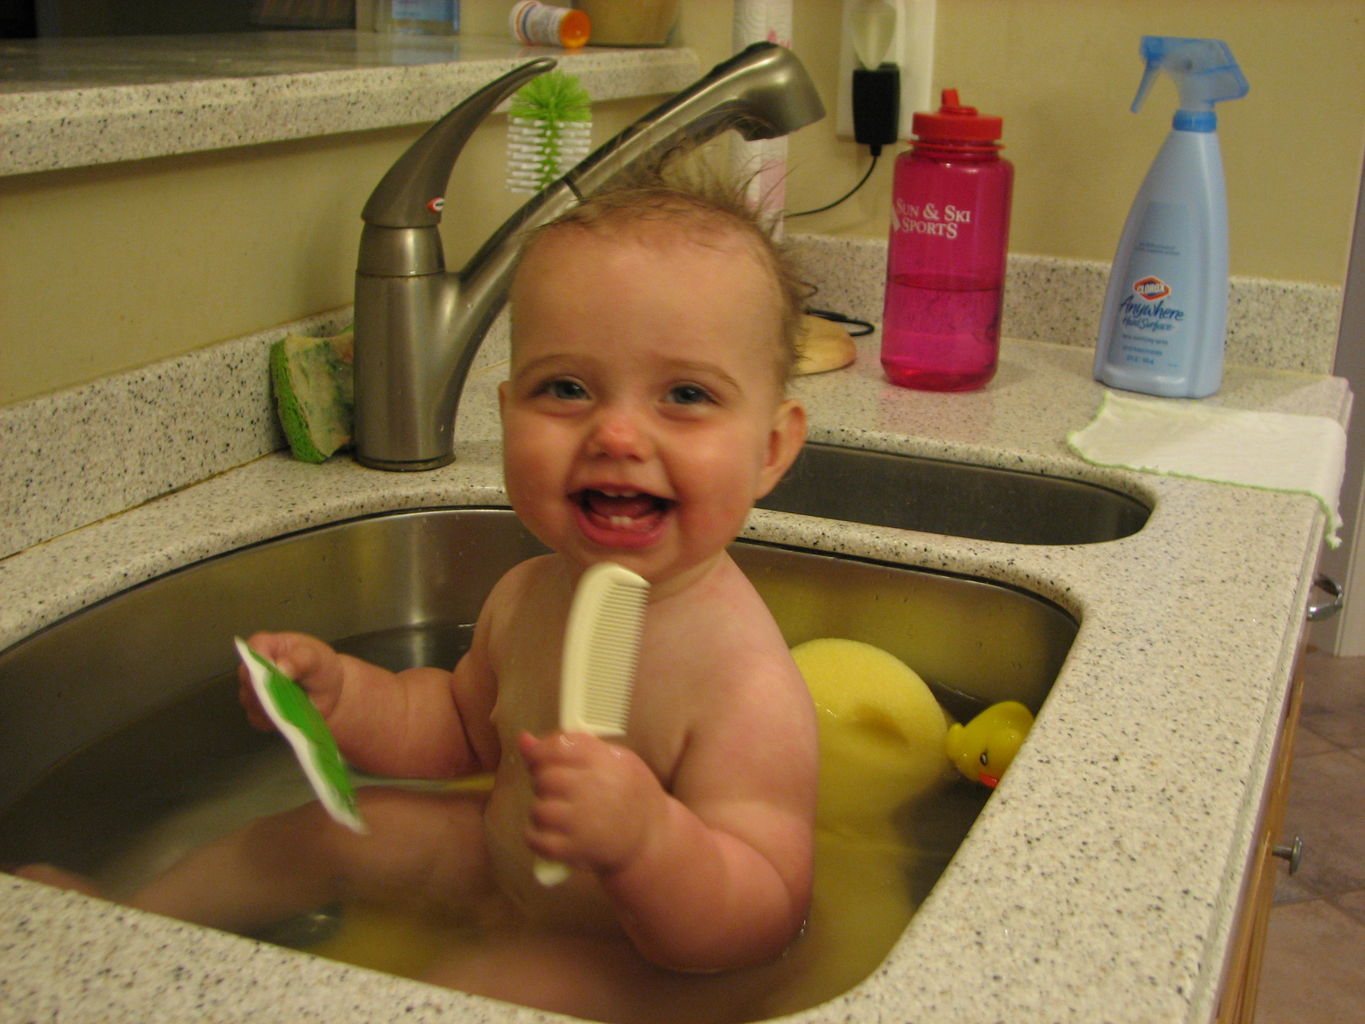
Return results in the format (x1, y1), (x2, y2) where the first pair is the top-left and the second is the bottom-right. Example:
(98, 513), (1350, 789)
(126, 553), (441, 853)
(353, 42), (825, 471)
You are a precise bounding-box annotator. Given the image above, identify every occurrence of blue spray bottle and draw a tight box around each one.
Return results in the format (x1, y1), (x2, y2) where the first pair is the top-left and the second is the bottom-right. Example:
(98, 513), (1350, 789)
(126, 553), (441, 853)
(1094, 37), (1249, 398)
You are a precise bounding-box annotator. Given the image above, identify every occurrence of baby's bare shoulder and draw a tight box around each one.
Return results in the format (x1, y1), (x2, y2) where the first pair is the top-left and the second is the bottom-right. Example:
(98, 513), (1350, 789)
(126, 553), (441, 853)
(665, 563), (805, 704)
(485, 554), (566, 615)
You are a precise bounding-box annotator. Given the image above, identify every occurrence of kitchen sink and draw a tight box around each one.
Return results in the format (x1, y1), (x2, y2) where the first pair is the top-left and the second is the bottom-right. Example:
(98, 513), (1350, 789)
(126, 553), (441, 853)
(760, 443), (1149, 544)
(0, 507), (1076, 818)
(0, 507), (1076, 1018)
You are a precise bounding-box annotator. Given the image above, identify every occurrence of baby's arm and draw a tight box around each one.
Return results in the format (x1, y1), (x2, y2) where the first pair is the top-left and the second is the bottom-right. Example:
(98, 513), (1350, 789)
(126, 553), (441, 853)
(239, 616), (499, 779)
(520, 660), (817, 973)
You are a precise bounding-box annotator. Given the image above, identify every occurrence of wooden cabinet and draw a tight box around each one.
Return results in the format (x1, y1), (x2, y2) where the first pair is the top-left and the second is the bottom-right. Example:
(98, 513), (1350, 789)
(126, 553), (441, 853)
(1214, 642), (1307, 1023)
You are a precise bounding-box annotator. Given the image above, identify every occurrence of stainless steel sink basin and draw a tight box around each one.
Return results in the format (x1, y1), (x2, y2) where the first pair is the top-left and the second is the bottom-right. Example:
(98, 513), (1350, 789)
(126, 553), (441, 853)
(759, 443), (1149, 544)
(0, 507), (1076, 1016)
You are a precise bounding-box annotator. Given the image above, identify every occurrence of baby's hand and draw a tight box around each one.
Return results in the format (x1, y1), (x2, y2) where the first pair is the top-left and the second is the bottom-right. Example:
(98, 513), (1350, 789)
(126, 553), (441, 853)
(518, 731), (664, 876)
(236, 631), (346, 731)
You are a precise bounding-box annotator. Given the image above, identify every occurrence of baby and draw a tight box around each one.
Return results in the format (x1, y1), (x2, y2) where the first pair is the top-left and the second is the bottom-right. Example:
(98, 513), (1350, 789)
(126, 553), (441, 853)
(21, 172), (819, 1022)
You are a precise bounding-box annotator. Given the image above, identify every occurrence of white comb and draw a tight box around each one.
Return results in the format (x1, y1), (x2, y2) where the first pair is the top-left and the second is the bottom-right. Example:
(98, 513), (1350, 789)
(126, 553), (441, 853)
(534, 561), (650, 886)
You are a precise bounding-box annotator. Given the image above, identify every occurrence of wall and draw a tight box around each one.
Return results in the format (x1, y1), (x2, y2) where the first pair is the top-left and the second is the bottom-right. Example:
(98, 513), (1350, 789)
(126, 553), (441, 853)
(2, 0), (1361, 408)
(2, 129), (416, 404)
(33, 0), (260, 36)
(0, 93), (655, 407)
(1316, 157), (1365, 655)
(784, 0), (1364, 287)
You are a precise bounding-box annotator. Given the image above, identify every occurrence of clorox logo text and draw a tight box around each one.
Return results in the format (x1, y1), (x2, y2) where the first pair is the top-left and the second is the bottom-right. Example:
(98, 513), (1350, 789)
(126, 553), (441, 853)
(1132, 276), (1171, 301)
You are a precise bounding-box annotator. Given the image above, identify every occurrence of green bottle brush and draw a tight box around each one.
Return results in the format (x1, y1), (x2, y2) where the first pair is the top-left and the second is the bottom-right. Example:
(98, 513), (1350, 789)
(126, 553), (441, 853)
(506, 70), (592, 194)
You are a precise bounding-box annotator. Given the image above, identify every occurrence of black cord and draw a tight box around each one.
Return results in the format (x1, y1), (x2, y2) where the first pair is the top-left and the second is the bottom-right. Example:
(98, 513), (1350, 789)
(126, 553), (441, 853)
(806, 308), (874, 336)
(785, 148), (881, 219)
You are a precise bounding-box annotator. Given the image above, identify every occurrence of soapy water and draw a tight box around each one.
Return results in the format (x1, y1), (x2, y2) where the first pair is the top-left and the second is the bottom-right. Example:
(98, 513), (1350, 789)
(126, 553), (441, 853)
(0, 623), (990, 1024)
(880, 273), (1001, 390)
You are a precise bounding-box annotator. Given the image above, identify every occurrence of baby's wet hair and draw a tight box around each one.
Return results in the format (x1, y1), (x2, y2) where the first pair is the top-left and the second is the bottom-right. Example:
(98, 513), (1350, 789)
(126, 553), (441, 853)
(514, 160), (810, 383)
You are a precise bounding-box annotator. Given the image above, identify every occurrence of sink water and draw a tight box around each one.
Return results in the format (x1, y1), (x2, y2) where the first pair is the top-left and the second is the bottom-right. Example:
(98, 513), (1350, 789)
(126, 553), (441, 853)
(760, 443), (1149, 544)
(0, 507), (1076, 1021)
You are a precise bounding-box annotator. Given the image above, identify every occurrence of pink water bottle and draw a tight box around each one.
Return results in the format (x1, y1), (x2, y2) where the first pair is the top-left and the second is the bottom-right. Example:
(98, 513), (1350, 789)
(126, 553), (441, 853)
(881, 89), (1013, 391)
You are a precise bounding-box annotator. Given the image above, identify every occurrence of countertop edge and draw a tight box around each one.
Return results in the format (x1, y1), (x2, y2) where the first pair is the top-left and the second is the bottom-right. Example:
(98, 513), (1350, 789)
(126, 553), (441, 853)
(0, 33), (702, 176)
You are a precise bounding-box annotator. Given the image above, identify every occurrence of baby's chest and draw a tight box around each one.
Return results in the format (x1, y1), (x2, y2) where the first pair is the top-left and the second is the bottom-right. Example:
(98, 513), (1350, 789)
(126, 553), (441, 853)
(491, 635), (561, 738)
(493, 659), (691, 784)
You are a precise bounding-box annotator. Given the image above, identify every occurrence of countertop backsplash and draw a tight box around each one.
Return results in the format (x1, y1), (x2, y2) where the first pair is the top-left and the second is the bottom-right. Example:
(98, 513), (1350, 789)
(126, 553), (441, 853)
(0, 235), (1344, 563)
(793, 235), (1344, 374)
(1, 308), (345, 562)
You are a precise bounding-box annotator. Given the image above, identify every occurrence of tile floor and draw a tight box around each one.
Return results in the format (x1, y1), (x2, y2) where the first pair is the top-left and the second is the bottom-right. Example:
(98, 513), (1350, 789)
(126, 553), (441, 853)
(1253, 648), (1365, 1023)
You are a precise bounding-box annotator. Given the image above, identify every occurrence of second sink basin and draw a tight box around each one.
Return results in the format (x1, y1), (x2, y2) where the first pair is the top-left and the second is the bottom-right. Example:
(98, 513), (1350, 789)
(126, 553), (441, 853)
(760, 443), (1149, 544)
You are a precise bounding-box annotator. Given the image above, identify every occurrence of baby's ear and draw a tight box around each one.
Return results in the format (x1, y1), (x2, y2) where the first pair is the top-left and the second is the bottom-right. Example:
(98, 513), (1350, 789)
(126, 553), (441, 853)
(756, 399), (807, 499)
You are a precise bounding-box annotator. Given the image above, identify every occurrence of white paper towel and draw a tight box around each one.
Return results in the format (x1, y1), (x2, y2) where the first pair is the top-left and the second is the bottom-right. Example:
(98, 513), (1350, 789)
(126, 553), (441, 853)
(1067, 391), (1347, 547)
(732, 0), (791, 233)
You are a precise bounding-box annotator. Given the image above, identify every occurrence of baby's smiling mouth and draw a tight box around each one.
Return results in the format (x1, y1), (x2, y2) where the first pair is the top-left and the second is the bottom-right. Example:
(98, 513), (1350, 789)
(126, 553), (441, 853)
(575, 489), (674, 532)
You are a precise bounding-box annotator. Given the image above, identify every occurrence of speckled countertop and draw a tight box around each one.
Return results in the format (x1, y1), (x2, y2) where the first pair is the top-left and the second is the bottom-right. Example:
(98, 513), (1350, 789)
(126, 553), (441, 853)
(0, 248), (1351, 1022)
(0, 31), (699, 175)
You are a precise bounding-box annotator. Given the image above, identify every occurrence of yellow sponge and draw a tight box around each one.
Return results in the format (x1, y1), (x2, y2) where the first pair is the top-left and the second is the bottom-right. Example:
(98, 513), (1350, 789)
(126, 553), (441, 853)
(269, 330), (354, 463)
(791, 638), (953, 833)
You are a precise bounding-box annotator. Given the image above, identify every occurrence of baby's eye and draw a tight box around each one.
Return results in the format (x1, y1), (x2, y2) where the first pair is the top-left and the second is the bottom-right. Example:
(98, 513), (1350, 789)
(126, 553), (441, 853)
(666, 383), (715, 406)
(539, 378), (589, 401)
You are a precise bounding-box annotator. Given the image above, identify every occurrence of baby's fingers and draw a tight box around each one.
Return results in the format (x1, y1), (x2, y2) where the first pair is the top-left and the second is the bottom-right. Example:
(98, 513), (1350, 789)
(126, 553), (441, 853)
(237, 674), (274, 731)
(235, 638), (277, 731)
(518, 731), (605, 778)
(234, 631), (325, 728)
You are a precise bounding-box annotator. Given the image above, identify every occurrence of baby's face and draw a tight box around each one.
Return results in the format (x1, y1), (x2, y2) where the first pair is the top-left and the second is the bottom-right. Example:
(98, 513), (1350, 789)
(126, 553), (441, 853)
(500, 222), (805, 593)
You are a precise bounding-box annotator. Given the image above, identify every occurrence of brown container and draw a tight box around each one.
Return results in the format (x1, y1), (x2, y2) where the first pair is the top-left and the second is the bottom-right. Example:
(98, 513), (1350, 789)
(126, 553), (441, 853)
(571, 0), (679, 46)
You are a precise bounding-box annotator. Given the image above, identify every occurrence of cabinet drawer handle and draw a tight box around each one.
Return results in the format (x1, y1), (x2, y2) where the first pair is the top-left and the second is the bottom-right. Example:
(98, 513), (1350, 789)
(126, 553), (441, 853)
(1307, 575), (1343, 622)
(1272, 835), (1303, 874)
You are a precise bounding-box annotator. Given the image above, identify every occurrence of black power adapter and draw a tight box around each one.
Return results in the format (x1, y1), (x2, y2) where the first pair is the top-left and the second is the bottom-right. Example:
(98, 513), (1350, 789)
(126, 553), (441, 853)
(852, 63), (901, 155)
(786, 61), (901, 218)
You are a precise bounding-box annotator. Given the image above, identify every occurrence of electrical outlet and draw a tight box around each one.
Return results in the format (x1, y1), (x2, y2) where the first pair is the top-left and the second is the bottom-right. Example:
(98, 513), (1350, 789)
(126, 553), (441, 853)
(836, 0), (936, 142)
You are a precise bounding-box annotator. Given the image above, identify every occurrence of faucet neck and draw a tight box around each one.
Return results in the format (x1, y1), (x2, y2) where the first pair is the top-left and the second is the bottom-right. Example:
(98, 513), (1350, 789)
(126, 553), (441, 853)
(357, 225), (445, 277)
(361, 57), (557, 231)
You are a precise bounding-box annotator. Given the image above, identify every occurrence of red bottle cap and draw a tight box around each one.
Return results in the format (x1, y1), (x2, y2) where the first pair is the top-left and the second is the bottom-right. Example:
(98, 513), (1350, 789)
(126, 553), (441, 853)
(912, 89), (1003, 150)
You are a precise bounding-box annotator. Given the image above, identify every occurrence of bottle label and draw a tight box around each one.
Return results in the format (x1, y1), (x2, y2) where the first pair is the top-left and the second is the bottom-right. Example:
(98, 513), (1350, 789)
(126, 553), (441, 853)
(1109, 201), (1189, 372)
(891, 198), (974, 240)
(510, 1), (573, 45)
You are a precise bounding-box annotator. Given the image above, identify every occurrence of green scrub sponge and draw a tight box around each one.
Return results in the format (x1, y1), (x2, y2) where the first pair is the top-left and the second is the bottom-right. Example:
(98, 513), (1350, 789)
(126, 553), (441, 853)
(269, 330), (354, 463)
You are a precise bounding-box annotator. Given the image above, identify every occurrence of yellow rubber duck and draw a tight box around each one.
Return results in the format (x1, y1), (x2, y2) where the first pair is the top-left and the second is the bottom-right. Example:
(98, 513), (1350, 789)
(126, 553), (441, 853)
(945, 700), (1034, 788)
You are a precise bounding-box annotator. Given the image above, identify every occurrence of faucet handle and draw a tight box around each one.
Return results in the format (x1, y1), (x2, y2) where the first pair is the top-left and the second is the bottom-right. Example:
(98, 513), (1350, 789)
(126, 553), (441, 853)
(362, 57), (557, 229)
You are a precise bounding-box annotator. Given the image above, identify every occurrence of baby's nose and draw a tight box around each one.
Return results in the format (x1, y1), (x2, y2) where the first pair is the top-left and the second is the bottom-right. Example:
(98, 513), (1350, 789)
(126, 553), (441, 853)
(586, 406), (652, 459)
